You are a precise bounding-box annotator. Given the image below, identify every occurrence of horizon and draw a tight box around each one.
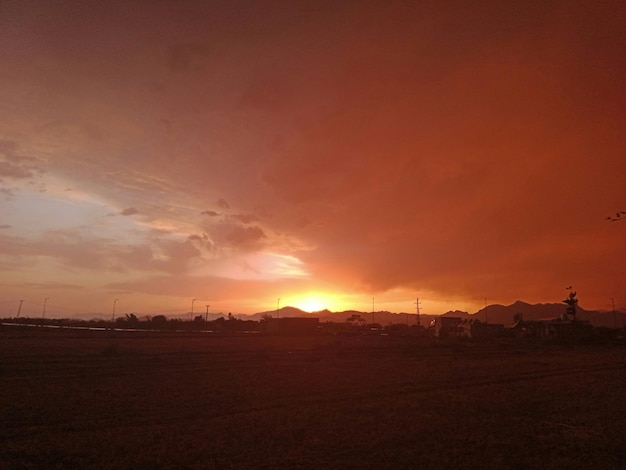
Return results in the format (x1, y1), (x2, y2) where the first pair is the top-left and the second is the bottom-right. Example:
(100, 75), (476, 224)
(4, 297), (624, 322)
(1, 2), (624, 318)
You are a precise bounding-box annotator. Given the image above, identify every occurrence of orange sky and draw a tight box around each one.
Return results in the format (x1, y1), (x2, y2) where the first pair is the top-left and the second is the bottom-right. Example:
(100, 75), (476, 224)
(1, 1), (625, 318)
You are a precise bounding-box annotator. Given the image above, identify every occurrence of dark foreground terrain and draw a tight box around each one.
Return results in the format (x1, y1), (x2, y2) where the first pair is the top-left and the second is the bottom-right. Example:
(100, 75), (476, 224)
(1, 327), (625, 469)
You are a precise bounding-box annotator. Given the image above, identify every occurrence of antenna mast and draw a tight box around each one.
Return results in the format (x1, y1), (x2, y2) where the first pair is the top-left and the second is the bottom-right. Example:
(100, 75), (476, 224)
(372, 297), (375, 324)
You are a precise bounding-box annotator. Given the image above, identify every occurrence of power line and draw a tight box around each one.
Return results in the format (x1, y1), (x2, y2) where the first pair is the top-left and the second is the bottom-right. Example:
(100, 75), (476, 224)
(414, 298), (421, 326)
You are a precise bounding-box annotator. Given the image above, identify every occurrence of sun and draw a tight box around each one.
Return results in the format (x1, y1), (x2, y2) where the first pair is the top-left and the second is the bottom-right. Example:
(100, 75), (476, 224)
(290, 293), (338, 313)
(297, 298), (325, 313)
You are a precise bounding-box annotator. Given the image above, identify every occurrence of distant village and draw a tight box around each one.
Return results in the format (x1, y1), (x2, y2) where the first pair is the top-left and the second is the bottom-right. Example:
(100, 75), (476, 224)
(2, 291), (625, 344)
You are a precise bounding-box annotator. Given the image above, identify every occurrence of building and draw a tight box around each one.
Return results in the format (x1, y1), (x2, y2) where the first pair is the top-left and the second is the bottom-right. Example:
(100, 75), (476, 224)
(512, 318), (594, 341)
(457, 319), (505, 339)
(430, 316), (462, 338)
(266, 317), (320, 335)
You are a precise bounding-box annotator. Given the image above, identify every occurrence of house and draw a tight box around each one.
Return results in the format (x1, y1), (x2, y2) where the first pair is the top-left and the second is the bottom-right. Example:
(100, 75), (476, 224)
(430, 316), (505, 339)
(512, 317), (593, 342)
(457, 319), (505, 339)
(430, 316), (462, 338)
(346, 314), (367, 327)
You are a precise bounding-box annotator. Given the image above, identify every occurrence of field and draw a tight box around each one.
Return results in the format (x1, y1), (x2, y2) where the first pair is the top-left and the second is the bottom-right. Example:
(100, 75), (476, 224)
(1, 326), (625, 469)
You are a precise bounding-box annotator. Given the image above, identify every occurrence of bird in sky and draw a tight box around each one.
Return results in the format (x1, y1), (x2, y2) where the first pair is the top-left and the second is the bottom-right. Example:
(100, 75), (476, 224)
(607, 211), (626, 221)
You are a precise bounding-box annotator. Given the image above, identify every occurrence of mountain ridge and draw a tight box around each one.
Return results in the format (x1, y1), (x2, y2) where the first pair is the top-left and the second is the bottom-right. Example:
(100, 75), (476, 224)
(46, 300), (625, 328)
(251, 301), (624, 328)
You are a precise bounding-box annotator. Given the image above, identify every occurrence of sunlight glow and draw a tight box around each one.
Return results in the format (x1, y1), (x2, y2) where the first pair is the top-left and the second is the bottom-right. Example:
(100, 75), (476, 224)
(294, 298), (325, 313)
(288, 292), (342, 313)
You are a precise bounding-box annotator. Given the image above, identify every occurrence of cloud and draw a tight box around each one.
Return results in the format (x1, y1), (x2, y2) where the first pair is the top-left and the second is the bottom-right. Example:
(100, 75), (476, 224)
(230, 213), (258, 224)
(201, 211), (260, 226)
(105, 274), (313, 306)
(167, 42), (211, 73)
(0, 224), (11, 229)
(0, 139), (43, 180)
(188, 233), (208, 242)
(0, 140), (18, 155)
(0, 230), (204, 276)
(0, 161), (35, 179)
(221, 225), (266, 250)
(120, 207), (139, 216)
(21, 282), (85, 290)
(0, 1), (624, 315)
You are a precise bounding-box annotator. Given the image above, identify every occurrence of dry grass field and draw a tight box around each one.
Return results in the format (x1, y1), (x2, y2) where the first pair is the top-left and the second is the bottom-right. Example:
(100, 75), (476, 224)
(1, 326), (625, 469)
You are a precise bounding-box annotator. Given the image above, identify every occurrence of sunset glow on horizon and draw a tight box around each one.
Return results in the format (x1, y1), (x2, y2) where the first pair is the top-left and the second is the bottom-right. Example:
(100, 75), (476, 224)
(1, 1), (624, 319)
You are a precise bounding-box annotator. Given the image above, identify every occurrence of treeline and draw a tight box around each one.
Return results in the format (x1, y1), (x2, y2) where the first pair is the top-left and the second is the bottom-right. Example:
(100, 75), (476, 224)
(0, 314), (429, 336)
(0, 313), (260, 332)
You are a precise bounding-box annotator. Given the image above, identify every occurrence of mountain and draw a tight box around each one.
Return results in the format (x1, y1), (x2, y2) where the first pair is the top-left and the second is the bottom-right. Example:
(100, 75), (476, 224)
(17, 301), (623, 328)
(247, 306), (312, 321)
(249, 301), (625, 328)
(441, 310), (472, 318)
(473, 301), (622, 328)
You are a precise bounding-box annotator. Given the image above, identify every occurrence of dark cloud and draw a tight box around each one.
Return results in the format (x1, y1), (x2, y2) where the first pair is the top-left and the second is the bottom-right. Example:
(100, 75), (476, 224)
(0, 140), (18, 155)
(230, 213), (258, 224)
(120, 207), (139, 216)
(0, 1), (624, 314)
(156, 239), (202, 273)
(238, 72), (292, 112)
(224, 225), (265, 246)
(0, 139), (42, 180)
(167, 42), (210, 73)
(187, 234), (206, 241)
(0, 224), (11, 229)
(209, 224), (266, 251)
(0, 161), (34, 179)
(0, 231), (203, 276)
(187, 233), (213, 251)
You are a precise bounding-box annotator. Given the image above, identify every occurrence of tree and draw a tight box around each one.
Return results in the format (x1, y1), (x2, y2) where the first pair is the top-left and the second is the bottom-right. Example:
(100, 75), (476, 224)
(151, 315), (168, 329)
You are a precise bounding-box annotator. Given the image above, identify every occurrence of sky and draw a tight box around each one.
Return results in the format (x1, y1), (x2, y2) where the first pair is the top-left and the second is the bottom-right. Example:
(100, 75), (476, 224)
(1, 0), (625, 319)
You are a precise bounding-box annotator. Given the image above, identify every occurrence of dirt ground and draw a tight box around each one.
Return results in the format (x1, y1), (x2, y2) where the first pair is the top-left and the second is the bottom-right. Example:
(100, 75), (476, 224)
(1, 326), (625, 469)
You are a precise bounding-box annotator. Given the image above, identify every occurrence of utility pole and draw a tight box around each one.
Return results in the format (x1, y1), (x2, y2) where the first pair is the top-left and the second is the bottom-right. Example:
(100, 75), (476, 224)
(17, 299), (24, 318)
(372, 297), (375, 325)
(191, 298), (197, 321)
(414, 298), (421, 326)
(43, 297), (49, 319)
(277, 298), (280, 318)
(205, 304), (210, 322)
(112, 299), (119, 322)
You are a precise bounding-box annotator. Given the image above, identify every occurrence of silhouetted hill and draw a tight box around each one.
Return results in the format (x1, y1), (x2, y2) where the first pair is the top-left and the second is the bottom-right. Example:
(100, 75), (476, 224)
(248, 306), (311, 320)
(248, 301), (624, 328)
(441, 310), (471, 318)
(248, 307), (419, 325)
(16, 301), (622, 328)
(473, 301), (621, 327)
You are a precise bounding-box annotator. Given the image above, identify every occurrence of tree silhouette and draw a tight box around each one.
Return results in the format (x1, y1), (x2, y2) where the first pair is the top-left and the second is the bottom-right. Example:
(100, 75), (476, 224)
(563, 291), (579, 319)
(151, 315), (168, 328)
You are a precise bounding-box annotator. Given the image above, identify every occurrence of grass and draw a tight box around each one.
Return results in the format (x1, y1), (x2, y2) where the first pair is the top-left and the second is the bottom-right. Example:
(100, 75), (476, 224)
(1, 327), (625, 469)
